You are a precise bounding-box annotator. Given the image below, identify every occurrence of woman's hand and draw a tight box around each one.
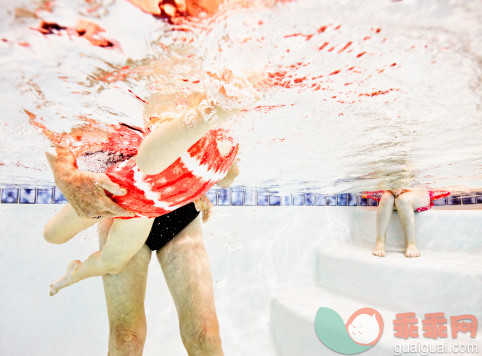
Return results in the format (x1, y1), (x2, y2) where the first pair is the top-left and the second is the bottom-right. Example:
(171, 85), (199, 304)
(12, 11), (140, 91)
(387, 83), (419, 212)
(46, 147), (135, 218)
(194, 194), (214, 222)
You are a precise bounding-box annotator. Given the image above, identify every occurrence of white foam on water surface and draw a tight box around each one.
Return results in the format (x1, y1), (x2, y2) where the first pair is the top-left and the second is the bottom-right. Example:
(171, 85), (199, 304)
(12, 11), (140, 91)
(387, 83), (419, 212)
(0, 0), (480, 191)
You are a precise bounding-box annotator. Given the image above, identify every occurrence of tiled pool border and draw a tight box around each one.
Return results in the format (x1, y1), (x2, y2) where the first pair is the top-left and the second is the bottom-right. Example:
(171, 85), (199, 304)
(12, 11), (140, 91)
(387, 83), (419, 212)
(1, 186), (481, 207)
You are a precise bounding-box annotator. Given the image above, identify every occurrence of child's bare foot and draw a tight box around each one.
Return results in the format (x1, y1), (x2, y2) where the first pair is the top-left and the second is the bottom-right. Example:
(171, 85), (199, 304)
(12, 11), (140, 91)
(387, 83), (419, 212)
(50, 260), (81, 296)
(405, 244), (420, 258)
(372, 240), (386, 257)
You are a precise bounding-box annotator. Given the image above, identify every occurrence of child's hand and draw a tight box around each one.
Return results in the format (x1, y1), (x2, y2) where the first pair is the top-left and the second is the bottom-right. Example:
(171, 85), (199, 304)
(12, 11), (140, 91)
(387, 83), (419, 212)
(216, 158), (239, 188)
(194, 194), (214, 222)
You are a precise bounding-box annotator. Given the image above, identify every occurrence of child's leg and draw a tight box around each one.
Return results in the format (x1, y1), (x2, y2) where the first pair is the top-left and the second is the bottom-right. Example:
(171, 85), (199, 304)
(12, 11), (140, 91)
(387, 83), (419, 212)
(372, 191), (395, 257)
(49, 217), (154, 296)
(394, 190), (429, 257)
(44, 204), (98, 244)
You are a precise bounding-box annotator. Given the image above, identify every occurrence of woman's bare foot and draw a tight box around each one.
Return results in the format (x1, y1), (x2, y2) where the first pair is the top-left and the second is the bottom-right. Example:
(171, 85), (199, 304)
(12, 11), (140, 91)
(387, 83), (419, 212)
(372, 240), (386, 257)
(405, 244), (421, 258)
(50, 260), (81, 296)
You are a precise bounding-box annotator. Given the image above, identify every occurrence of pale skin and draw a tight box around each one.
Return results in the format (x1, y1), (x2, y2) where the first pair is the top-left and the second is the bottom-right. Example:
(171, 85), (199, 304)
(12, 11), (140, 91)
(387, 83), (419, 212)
(46, 104), (239, 296)
(46, 162), (235, 356)
(98, 215), (223, 355)
(46, 67), (258, 354)
(45, 158), (238, 296)
(46, 158), (236, 355)
(372, 189), (430, 258)
(45, 146), (135, 219)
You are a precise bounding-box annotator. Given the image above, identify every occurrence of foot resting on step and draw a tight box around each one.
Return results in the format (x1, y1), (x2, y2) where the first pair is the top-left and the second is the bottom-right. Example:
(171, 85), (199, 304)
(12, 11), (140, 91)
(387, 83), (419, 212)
(405, 244), (420, 258)
(372, 240), (386, 257)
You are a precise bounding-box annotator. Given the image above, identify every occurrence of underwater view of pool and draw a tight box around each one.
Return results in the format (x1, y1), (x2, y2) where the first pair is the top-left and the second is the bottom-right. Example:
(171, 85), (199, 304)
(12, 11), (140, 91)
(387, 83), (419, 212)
(0, 0), (481, 192)
(0, 0), (481, 355)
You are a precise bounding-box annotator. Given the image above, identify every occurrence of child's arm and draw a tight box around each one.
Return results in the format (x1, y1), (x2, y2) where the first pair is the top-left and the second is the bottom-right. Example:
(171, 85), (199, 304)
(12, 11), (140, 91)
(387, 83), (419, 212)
(137, 67), (263, 176)
(44, 204), (98, 244)
(136, 94), (235, 175)
(216, 159), (239, 189)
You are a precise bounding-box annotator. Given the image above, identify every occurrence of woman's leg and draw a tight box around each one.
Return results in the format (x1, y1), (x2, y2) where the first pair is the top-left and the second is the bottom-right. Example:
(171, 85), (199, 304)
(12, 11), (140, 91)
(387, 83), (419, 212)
(44, 203), (98, 244)
(99, 218), (152, 356)
(372, 191), (395, 257)
(394, 190), (430, 257)
(157, 216), (223, 356)
(49, 217), (154, 296)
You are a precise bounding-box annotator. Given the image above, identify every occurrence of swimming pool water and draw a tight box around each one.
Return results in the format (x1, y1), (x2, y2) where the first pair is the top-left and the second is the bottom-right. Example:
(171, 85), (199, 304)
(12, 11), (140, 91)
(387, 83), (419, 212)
(0, 0), (481, 192)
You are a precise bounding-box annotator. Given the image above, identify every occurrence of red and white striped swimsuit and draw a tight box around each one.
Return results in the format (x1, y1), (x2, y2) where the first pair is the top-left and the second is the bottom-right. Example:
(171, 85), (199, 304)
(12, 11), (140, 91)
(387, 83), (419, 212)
(76, 124), (238, 218)
(366, 190), (450, 212)
(105, 128), (238, 218)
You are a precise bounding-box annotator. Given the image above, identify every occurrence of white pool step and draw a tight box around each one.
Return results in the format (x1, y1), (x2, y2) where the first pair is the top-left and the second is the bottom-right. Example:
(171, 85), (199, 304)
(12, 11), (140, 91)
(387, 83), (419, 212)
(316, 245), (482, 317)
(348, 209), (482, 253)
(271, 287), (482, 356)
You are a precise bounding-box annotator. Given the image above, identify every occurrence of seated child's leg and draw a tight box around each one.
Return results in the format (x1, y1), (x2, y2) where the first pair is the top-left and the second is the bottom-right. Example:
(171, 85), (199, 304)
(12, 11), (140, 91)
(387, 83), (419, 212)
(44, 204), (98, 244)
(49, 217), (154, 296)
(408, 189), (430, 211)
(394, 192), (423, 258)
(372, 192), (395, 257)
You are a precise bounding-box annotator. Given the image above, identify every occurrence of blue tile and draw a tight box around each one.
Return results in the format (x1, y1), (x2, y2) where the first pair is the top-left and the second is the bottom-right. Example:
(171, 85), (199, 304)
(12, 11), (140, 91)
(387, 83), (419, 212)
(315, 194), (326, 206)
(447, 195), (461, 206)
(280, 195), (292, 206)
(269, 195), (281, 206)
(2, 188), (19, 203)
(37, 188), (53, 204)
(305, 193), (315, 206)
(371, 192), (383, 201)
(358, 195), (368, 206)
(231, 189), (244, 206)
(368, 198), (378, 206)
(326, 195), (337, 206)
(347, 193), (357, 206)
(433, 197), (446, 206)
(293, 193), (304, 206)
(462, 194), (476, 205)
(20, 188), (36, 204)
(337, 193), (347, 206)
(205, 190), (217, 205)
(244, 189), (256, 206)
(257, 190), (269, 206)
(53, 187), (68, 204)
(477, 192), (482, 204)
(217, 189), (230, 206)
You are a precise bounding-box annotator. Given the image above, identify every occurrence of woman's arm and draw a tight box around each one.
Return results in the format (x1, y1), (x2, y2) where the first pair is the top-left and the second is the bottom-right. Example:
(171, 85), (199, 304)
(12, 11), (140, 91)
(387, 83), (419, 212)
(136, 113), (211, 175)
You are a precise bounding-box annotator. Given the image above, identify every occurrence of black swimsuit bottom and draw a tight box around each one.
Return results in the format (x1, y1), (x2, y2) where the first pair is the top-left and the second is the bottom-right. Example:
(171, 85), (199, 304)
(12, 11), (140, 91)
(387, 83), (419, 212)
(145, 202), (200, 251)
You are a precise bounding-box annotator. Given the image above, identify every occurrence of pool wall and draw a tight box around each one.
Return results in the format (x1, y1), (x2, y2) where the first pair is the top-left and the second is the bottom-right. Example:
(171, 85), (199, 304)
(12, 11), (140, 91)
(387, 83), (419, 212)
(1, 186), (481, 207)
(0, 204), (480, 355)
(0, 204), (343, 355)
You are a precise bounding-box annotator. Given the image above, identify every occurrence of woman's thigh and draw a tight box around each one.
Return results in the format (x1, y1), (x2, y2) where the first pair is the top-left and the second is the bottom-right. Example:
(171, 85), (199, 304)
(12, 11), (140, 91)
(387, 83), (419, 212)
(156, 215), (218, 325)
(98, 218), (152, 328)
